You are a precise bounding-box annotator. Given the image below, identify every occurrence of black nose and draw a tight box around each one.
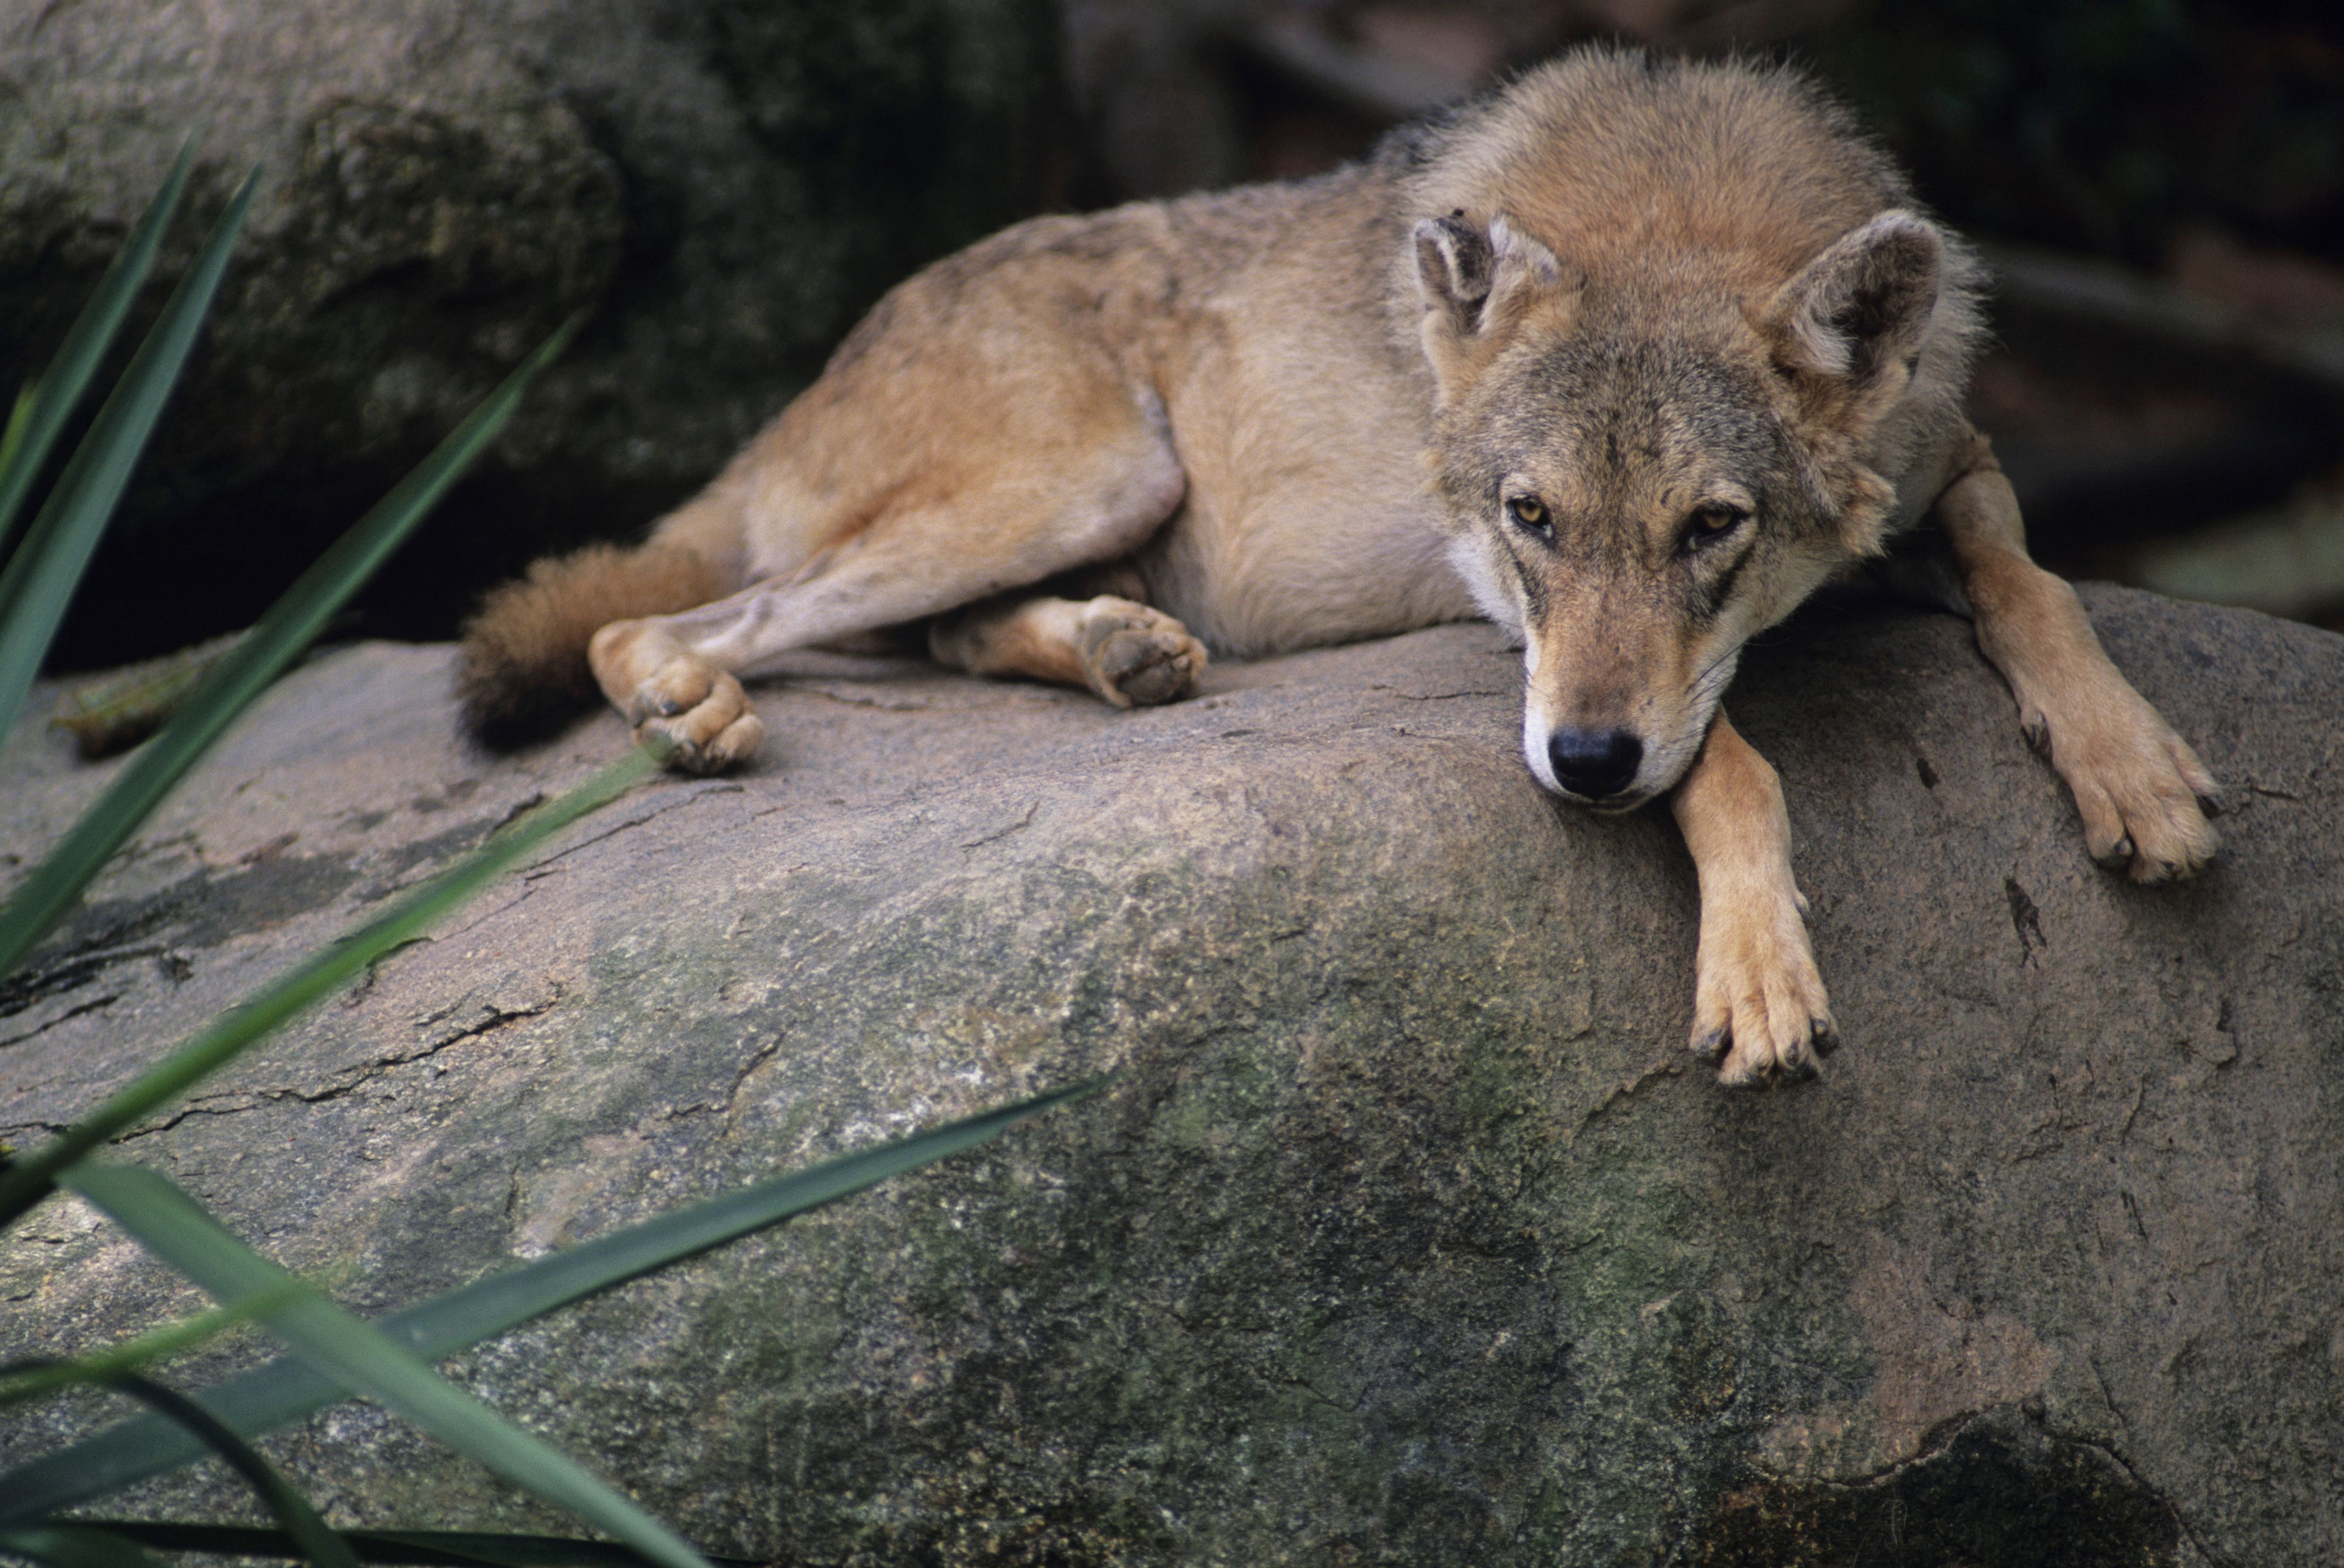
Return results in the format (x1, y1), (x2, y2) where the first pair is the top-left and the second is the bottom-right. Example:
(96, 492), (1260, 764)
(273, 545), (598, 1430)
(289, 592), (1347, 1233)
(1547, 727), (1643, 800)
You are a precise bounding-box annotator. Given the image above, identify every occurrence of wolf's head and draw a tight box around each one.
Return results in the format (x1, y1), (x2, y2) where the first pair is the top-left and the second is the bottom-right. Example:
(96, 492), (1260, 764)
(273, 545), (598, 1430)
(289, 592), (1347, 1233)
(1411, 207), (1947, 809)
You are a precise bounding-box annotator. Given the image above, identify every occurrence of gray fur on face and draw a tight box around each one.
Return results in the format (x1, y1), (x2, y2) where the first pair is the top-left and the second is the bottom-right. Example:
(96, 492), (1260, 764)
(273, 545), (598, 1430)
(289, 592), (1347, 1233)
(1419, 281), (1873, 806)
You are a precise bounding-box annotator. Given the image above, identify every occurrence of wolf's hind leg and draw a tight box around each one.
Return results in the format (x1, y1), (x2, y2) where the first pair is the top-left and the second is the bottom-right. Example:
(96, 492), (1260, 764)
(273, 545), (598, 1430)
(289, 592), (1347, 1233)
(929, 565), (1206, 708)
(456, 492), (749, 751)
(591, 388), (1187, 769)
(1672, 711), (1837, 1087)
(1933, 432), (2220, 882)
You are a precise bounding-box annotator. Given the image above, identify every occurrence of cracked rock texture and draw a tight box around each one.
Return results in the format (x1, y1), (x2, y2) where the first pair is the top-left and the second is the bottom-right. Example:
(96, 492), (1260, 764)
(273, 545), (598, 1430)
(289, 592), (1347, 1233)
(0, 0), (1064, 666)
(1, 587), (2340, 1565)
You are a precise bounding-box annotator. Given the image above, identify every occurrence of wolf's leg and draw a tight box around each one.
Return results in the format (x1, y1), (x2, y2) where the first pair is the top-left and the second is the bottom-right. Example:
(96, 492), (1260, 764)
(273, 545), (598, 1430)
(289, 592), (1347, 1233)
(590, 397), (1187, 771)
(1672, 710), (1836, 1087)
(455, 489), (752, 749)
(927, 564), (1206, 708)
(1932, 432), (2221, 882)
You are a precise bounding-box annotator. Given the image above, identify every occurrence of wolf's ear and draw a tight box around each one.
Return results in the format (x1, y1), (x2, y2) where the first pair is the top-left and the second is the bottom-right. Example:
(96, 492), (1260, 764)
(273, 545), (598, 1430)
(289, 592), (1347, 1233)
(1413, 212), (1579, 404)
(1765, 210), (1943, 422)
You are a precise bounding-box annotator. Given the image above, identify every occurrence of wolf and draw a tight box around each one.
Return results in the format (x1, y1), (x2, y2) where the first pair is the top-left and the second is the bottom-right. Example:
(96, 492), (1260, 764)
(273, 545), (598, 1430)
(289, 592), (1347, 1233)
(456, 47), (2220, 1086)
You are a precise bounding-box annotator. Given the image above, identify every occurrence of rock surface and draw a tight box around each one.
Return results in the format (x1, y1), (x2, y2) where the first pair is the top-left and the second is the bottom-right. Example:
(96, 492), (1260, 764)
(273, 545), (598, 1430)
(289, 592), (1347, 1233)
(1, 587), (2339, 1566)
(0, 0), (1065, 666)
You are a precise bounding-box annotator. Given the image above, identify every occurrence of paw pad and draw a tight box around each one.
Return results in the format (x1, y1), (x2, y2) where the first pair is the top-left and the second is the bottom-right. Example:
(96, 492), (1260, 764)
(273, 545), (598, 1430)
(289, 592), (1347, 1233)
(1076, 599), (1205, 709)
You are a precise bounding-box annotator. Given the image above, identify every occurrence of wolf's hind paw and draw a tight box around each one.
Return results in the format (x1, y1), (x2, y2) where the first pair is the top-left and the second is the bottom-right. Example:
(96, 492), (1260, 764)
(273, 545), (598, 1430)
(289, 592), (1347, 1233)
(627, 656), (762, 773)
(1077, 597), (1206, 709)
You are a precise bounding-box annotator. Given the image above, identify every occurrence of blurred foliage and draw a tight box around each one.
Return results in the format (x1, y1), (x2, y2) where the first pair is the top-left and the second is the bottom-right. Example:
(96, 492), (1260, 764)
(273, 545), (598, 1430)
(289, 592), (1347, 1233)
(1807, 0), (2344, 262)
(708, 0), (1074, 266)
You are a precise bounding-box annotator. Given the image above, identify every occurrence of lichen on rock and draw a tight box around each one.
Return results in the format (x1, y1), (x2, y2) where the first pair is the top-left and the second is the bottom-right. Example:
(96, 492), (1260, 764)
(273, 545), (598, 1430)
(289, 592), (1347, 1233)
(0, 589), (2337, 1564)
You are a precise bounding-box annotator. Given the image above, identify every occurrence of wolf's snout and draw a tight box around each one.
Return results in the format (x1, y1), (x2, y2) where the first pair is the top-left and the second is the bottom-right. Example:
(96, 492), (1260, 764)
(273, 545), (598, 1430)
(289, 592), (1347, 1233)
(1547, 727), (1642, 800)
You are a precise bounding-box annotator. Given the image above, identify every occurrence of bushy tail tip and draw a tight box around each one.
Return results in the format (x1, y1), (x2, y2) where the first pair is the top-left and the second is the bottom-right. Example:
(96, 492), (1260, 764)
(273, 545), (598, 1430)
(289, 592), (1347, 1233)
(455, 543), (721, 749)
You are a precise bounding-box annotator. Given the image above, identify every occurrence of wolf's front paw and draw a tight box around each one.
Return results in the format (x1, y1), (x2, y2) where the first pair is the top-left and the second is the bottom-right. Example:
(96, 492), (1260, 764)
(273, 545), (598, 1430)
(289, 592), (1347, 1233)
(2025, 680), (2220, 884)
(1689, 885), (1837, 1088)
(626, 655), (763, 773)
(1077, 596), (1207, 708)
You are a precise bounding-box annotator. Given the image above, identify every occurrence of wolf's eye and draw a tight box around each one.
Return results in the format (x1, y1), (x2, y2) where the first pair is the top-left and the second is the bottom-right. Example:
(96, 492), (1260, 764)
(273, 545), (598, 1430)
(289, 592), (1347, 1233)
(1682, 503), (1748, 553)
(1506, 495), (1551, 536)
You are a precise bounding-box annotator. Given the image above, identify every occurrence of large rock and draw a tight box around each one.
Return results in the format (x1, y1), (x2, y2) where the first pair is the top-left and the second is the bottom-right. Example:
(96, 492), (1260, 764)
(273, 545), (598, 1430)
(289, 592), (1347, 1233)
(1, 588), (2338, 1565)
(0, 0), (1064, 666)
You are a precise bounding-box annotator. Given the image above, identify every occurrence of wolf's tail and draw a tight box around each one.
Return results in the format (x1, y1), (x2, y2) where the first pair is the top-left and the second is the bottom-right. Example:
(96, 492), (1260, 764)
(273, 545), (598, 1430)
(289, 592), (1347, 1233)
(455, 542), (723, 749)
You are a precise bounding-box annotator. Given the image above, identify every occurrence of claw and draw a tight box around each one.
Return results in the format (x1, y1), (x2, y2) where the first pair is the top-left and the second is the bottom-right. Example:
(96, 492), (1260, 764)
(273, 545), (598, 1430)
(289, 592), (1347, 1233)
(2011, 661), (2219, 885)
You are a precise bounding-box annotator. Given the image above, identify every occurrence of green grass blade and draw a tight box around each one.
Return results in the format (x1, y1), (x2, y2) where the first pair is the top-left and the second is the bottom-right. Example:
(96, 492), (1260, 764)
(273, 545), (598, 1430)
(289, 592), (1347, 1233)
(0, 1528), (169, 1568)
(0, 141), (197, 563)
(57, 1165), (714, 1568)
(0, 1363), (356, 1568)
(0, 387), (37, 503)
(0, 745), (659, 1230)
(0, 1281), (305, 1407)
(0, 165), (257, 744)
(0, 1079), (1105, 1521)
(49, 629), (247, 759)
(0, 315), (584, 981)
(57, 1526), (761, 1568)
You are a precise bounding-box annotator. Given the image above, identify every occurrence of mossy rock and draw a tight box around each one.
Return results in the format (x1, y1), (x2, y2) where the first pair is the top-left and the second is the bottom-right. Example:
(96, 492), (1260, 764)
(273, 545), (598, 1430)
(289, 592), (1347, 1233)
(1, 589), (2339, 1564)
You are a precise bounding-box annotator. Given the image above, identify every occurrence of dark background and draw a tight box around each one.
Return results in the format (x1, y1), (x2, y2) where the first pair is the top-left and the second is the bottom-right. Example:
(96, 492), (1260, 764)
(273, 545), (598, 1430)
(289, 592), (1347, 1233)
(1066, 0), (2344, 619)
(12, 0), (2344, 672)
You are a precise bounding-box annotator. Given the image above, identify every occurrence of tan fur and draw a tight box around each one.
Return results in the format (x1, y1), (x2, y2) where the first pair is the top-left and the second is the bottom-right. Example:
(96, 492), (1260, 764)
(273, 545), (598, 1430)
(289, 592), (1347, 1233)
(1932, 437), (2222, 882)
(1672, 712), (1833, 1086)
(456, 543), (725, 747)
(929, 593), (1207, 709)
(459, 47), (2219, 1083)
